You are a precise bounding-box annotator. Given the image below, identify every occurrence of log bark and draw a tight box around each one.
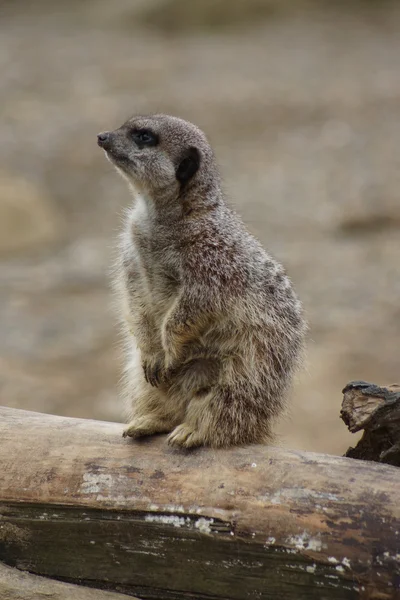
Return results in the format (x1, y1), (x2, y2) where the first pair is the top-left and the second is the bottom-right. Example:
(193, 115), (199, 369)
(0, 406), (399, 600)
(0, 562), (137, 600)
(341, 381), (400, 466)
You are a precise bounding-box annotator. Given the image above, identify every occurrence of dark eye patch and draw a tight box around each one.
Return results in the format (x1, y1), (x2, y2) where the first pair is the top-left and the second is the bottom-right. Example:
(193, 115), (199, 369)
(131, 128), (159, 148)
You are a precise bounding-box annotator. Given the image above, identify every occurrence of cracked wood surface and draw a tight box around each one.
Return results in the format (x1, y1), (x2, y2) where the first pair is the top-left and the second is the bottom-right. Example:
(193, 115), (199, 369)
(0, 406), (399, 599)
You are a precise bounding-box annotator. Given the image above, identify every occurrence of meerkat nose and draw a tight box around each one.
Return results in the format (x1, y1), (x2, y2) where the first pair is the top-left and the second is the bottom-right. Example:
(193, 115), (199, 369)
(97, 132), (110, 147)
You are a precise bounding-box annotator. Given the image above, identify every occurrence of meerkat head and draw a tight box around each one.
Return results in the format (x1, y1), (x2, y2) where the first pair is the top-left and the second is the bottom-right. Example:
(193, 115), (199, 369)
(97, 114), (219, 204)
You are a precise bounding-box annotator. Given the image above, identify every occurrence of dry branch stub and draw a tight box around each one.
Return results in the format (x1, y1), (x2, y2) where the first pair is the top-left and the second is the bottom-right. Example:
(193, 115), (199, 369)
(0, 406), (399, 599)
(341, 380), (400, 466)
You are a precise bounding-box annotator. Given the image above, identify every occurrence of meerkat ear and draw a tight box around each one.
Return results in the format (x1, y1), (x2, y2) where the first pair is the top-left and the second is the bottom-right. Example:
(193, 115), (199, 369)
(176, 147), (200, 186)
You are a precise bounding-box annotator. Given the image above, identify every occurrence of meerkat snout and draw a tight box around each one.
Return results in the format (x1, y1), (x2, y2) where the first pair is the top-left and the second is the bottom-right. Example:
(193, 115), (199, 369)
(100, 113), (307, 449)
(97, 132), (110, 146)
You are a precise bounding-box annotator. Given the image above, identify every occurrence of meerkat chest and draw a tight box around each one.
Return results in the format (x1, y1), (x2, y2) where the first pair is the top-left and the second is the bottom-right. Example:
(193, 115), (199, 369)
(123, 196), (180, 306)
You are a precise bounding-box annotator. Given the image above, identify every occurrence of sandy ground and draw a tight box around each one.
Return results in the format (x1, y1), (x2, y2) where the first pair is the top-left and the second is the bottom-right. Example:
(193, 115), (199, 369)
(1, 1), (400, 454)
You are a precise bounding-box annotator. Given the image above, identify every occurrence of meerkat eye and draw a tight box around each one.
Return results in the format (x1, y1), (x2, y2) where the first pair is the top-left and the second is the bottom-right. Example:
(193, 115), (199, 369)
(137, 131), (152, 143)
(131, 129), (158, 147)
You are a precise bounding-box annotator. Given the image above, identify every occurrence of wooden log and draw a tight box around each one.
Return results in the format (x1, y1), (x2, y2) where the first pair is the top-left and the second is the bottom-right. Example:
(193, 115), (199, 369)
(341, 381), (400, 466)
(0, 406), (399, 600)
(0, 562), (137, 600)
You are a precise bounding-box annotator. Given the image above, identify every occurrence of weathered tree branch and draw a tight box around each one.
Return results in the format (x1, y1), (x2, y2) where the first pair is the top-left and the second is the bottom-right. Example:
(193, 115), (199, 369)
(0, 406), (399, 599)
(341, 380), (400, 466)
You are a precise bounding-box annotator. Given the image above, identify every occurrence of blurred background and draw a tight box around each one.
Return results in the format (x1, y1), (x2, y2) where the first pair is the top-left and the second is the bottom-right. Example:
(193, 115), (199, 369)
(1, 0), (399, 455)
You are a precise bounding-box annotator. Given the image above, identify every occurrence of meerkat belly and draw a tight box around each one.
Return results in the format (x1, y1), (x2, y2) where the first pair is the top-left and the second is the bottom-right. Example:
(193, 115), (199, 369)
(124, 203), (180, 329)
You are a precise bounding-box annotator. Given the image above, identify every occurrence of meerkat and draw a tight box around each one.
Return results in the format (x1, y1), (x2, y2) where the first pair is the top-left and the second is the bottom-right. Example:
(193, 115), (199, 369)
(97, 114), (306, 448)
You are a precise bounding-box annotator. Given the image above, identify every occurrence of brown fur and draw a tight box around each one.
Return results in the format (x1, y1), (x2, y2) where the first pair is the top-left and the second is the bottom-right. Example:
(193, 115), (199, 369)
(97, 114), (307, 448)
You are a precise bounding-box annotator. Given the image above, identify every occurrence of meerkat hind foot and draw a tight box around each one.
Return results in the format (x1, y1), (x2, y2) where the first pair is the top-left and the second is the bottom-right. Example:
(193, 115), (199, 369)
(122, 416), (172, 439)
(167, 423), (203, 449)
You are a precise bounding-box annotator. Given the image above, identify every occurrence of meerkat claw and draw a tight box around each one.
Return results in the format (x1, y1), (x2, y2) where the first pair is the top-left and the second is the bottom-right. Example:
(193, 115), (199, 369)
(142, 360), (163, 387)
(122, 417), (153, 439)
(167, 424), (203, 449)
(123, 416), (174, 439)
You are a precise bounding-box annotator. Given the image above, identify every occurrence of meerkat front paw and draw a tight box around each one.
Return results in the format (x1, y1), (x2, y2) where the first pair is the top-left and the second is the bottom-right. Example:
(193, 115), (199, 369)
(167, 423), (203, 449)
(143, 355), (180, 387)
(142, 354), (165, 387)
